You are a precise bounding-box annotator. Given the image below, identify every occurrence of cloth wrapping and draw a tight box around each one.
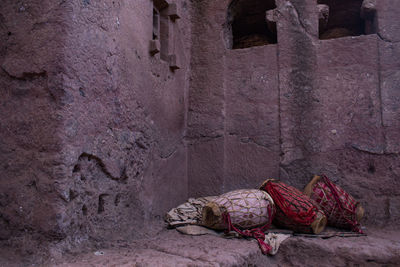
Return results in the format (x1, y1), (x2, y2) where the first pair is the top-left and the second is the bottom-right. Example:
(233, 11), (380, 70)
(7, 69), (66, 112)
(202, 189), (275, 230)
(260, 179), (327, 234)
(264, 233), (291, 255)
(166, 196), (290, 255)
(176, 225), (220, 236)
(175, 225), (290, 256)
(304, 175), (364, 233)
(165, 196), (217, 227)
(200, 189), (275, 254)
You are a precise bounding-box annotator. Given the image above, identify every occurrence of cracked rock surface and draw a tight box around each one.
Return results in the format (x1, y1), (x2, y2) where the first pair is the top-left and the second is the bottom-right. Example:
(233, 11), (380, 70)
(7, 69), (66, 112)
(1, 228), (399, 266)
(1, 0), (400, 263)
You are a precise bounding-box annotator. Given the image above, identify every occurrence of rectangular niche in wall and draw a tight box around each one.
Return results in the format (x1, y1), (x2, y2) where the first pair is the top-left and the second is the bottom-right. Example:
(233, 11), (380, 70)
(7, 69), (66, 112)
(318, 0), (377, 40)
(153, 8), (160, 40)
(150, 0), (169, 60)
(227, 0), (277, 49)
(150, 0), (181, 70)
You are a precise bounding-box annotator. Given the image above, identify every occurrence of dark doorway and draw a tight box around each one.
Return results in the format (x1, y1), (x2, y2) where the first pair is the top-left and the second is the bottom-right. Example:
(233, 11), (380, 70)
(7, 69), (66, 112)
(318, 0), (376, 40)
(228, 0), (277, 49)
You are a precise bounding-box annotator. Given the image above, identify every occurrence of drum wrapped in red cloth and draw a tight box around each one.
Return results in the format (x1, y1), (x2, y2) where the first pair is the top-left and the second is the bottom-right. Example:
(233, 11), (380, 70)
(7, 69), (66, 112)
(260, 179), (327, 234)
(304, 175), (364, 233)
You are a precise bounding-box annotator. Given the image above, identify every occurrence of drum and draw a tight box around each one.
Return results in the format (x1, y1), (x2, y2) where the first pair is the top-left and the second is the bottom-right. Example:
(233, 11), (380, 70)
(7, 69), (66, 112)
(304, 175), (364, 233)
(202, 189), (274, 230)
(202, 189), (275, 254)
(260, 179), (327, 234)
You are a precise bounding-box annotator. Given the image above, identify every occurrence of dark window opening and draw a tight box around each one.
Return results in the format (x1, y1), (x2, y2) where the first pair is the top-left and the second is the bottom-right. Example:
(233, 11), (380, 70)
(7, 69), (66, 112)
(318, 0), (377, 40)
(151, 0), (171, 61)
(153, 8), (160, 40)
(228, 0), (277, 49)
(159, 8), (170, 61)
(151, 0), (180, 70)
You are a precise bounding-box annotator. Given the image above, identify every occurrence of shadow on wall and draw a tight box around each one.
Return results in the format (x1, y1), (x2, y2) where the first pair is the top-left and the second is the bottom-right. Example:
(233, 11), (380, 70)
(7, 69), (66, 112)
(318, 0), (377, 40)
(226, 0), (277, 49)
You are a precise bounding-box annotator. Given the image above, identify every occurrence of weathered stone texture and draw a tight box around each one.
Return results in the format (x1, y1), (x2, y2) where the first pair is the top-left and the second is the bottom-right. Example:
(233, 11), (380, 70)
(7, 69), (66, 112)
(0, 0), (67, 240)
(377, 0), (400, 43)
(316, 36), (382, 153)
(187, 0), (400, 229)
(277, 0), (319, 188)
(188, 139), (225, 197)
(188, 0), (280, 196)
(45, 230), (400, 266)
(306, 35), (397, 226)
(380, 40), (400, 153)
(1, 0), (191, 247)
(224, 46), (280, 190)
(56, 0), (191, 242)
(1, 0), (400, 257)
(187, 0), (227, 196)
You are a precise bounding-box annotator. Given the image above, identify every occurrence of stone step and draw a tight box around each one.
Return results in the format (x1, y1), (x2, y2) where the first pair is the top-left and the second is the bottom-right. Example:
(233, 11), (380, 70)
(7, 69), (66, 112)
(52, 228), (400, 267)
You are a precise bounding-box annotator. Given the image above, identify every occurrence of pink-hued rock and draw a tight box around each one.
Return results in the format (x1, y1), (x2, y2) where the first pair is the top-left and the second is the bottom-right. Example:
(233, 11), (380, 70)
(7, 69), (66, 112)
(0, 0), (400, 262)
(187, 0), (400, 229)
(224, 46), (280, 190)
(0, 0), (68, 241)
(2, 229), (399, 267)
(0, 0), (191, 248)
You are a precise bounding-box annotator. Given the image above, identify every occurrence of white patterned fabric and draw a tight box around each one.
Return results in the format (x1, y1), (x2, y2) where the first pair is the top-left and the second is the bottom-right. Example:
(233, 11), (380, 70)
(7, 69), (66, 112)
(209, 189), (274, 229)
(165, 196), (217, 227)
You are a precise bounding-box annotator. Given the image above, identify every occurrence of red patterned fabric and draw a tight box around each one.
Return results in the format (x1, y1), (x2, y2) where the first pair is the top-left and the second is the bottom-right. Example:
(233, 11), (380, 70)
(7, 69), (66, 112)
(308, 175), (363, 233)
(223, 205), (274, 255)
(260, 180), (323, 233)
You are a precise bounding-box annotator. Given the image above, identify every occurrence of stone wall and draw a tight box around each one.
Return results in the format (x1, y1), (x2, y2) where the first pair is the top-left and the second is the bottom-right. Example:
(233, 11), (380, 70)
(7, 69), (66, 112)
(0, 0), (68, 241)
(188, 0), (400, 228)
(0, 0), (399, 254)
(187, 0), (280, 198)
(56, 0), (191, 243)
(0, 0), (191, 247)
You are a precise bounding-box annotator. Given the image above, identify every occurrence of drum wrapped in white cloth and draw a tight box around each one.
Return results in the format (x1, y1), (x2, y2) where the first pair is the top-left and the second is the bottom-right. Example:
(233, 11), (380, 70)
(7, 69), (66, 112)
(202, 189), (275, 230)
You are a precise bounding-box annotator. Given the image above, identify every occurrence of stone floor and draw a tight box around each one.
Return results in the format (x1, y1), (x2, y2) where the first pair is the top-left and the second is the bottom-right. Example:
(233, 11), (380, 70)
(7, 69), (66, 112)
(1, 227), (395, 267)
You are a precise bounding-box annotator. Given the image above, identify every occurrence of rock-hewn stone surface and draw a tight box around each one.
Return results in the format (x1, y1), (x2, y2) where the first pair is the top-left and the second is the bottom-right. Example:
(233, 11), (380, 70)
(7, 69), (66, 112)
(187, 0), (400, 229)
(54, 0), (191, 243)
(0, 0), (68, 241)
(224, 46), (280, 191)
(0, 0), (191, 250)
(0, 0), (400, 262)
(2, 229), (398, 267)
(188, 0), (280, 197)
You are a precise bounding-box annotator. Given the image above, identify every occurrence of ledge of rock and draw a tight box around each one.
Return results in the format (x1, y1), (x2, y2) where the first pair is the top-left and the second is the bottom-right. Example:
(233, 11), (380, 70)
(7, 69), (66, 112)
(1, 228), (392, 267)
